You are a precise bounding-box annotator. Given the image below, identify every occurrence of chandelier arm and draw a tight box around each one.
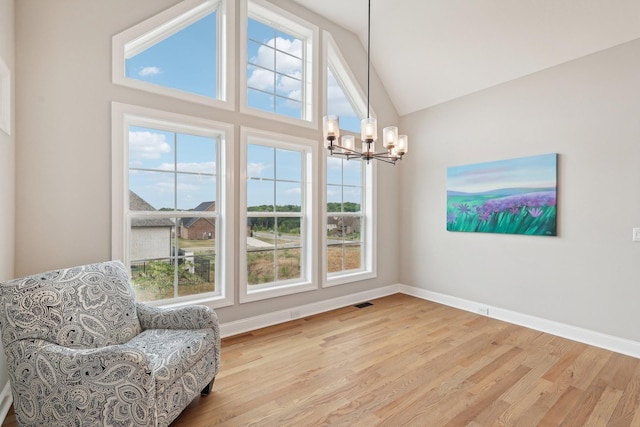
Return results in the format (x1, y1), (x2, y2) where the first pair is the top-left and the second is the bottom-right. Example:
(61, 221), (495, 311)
(327, 144), (362, 156)
(370, 156), (397, 165)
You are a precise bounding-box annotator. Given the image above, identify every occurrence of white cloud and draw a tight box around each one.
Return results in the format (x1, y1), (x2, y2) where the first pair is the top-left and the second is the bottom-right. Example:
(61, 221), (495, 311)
(327, 70), (358, 116)
(285, 187), (301, 195)
(156, 161), (216, 174)
(247, 67), (274, 92)
(129, 131), (171, 160)
(248, 37), (303, 101)
(139, 66), (161, 77)
(250, 37), (302, 71)
(277, 74), (302, 101)
(248, 162), (267, 177)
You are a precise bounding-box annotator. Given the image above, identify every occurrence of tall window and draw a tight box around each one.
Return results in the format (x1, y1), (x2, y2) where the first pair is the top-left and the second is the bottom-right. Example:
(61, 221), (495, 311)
(327, 67), (361, 134)
(323, 32), (376, 286)
(242, 0), (318, 125)
(326, 157), (363, 274)
(112, 0), (233, 108)
(325, 32), (368, 134)
(112, 103), (233, 307)
(240, 129), (317, 302)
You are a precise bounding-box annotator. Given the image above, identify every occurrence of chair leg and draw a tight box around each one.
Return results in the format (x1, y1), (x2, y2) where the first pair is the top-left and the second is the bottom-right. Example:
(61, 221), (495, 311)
(201, 377), (215, 396)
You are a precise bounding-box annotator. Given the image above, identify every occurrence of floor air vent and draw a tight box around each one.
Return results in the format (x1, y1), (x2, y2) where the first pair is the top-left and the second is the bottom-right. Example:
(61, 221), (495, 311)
(354, 302), (373, 309)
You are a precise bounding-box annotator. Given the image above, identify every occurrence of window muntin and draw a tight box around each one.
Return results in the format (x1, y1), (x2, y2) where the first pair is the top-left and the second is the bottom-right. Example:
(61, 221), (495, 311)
(326, 156), (364, 275)
(113, 103), (233, 308)
(128, 126), (219, 302)
(247, 18), (303, 119)
(246, 144), (303, 287)
(322, 32), (376, 285)
(240, 129), (317, 302)
(242, 0), (318, 126)
(128, 127), (217, 211)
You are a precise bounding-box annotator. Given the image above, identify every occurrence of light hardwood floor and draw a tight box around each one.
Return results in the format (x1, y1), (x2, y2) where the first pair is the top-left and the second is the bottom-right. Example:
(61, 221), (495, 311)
(3, 294), (640, 426)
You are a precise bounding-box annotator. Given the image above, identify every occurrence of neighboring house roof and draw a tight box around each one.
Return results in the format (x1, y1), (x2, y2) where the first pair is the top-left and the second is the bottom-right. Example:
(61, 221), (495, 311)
(129, 191), (174, 227)
(181, 201), (215, 228)
(327, 216), (360, 227)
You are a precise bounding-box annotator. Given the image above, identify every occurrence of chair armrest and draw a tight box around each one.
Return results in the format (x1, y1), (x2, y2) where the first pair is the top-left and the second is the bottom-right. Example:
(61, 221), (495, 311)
(5, 339), (157, 425)
(136, 303), (219, 332)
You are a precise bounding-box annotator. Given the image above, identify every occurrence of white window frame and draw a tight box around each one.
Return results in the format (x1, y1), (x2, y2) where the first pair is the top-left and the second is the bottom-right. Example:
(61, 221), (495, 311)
(239, 127), (318, 303)
(112, 0), (234, 110)
(322, 31), (377, 287)
(112, 102), (235, 308)
(322, 155), (376, 287)
(323, 31), (370, 126)
(239, 0), (318, 129)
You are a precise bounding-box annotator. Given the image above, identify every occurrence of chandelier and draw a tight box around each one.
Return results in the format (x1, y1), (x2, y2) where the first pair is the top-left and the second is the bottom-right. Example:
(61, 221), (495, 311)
(322, 0), (408, 165)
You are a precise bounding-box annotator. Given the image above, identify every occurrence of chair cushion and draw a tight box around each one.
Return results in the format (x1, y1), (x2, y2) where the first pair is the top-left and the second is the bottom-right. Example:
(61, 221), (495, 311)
(126, 328), (216, 394)
(0, 261), (141, 349)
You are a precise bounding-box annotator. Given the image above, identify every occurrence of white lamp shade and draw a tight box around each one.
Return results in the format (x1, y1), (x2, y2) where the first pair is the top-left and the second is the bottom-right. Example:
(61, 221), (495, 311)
(397, 134), (408, 154)
(361, 117), (377, 142)
(323, 115), (340, 145)
(341, 135), (355, 153)
(382, 126), (398, 148)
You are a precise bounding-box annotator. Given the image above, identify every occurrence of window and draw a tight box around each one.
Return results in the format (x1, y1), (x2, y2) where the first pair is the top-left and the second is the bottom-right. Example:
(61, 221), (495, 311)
(324, 156), (375, 285)
(112, 103), (234, 307)
(112, 4), (379, 304)
(324, 31), (369, 134)
(323, 32), (376, 285)
(240, 128), (317, 302)
(327, 67), (360, 133)
(241, 0), (318, 126)
(112, 0), (234, 108)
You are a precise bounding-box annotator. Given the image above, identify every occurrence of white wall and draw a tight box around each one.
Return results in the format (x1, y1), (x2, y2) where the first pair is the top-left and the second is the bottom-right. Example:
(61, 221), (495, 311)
(400, 38), (640, 343)
(14, 0), (400, 325)
(0, 0), (15, 390)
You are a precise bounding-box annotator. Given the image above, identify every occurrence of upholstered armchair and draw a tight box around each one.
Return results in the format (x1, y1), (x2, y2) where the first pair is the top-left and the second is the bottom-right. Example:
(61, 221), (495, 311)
(0, 260), (220, 427)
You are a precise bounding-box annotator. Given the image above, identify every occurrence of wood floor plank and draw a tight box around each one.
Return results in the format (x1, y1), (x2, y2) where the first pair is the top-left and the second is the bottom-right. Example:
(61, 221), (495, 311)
(2, 294), (639, 427)
(538, 386), (584, 426)
(584, 386), (625, 427)
(608, 363), (640, 427)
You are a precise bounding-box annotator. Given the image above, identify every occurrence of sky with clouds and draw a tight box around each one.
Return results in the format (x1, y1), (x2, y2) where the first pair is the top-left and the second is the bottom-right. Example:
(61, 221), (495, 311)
(125, 10), (364, 211)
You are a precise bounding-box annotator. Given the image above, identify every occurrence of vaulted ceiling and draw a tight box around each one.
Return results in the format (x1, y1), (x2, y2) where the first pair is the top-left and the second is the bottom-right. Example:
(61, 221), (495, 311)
(292, 0), (640, 116)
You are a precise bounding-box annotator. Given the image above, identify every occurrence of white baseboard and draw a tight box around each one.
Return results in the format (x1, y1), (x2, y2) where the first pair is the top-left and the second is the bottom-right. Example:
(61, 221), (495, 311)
(220, 283), (640, 358)
(0, 381), (12, 424)
(220, 285), (399, 338)
(399, 284), (640, 359)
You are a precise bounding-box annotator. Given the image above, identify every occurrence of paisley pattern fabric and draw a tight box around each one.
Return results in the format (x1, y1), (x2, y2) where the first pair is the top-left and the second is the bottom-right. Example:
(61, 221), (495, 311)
(0, 260), (220, 427)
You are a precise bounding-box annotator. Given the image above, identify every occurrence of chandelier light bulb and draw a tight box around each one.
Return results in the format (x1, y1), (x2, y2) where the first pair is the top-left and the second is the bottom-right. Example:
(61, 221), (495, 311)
(383, 126), (398, 148)
(361, 117), (377, 142)
(341, 135), (355, 153)
(397, 134), (408, 155)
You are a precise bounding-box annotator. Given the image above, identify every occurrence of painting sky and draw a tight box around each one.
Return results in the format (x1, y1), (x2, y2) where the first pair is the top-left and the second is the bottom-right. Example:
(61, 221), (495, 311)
(447, 153), (557, 194)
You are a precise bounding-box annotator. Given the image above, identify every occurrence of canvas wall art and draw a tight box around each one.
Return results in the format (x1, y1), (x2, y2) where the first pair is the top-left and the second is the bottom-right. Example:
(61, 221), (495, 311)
(447, 153), (557, 236)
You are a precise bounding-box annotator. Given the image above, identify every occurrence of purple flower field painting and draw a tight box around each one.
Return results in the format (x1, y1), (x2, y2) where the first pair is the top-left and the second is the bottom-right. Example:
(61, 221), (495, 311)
(447, 153), (558, 236)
